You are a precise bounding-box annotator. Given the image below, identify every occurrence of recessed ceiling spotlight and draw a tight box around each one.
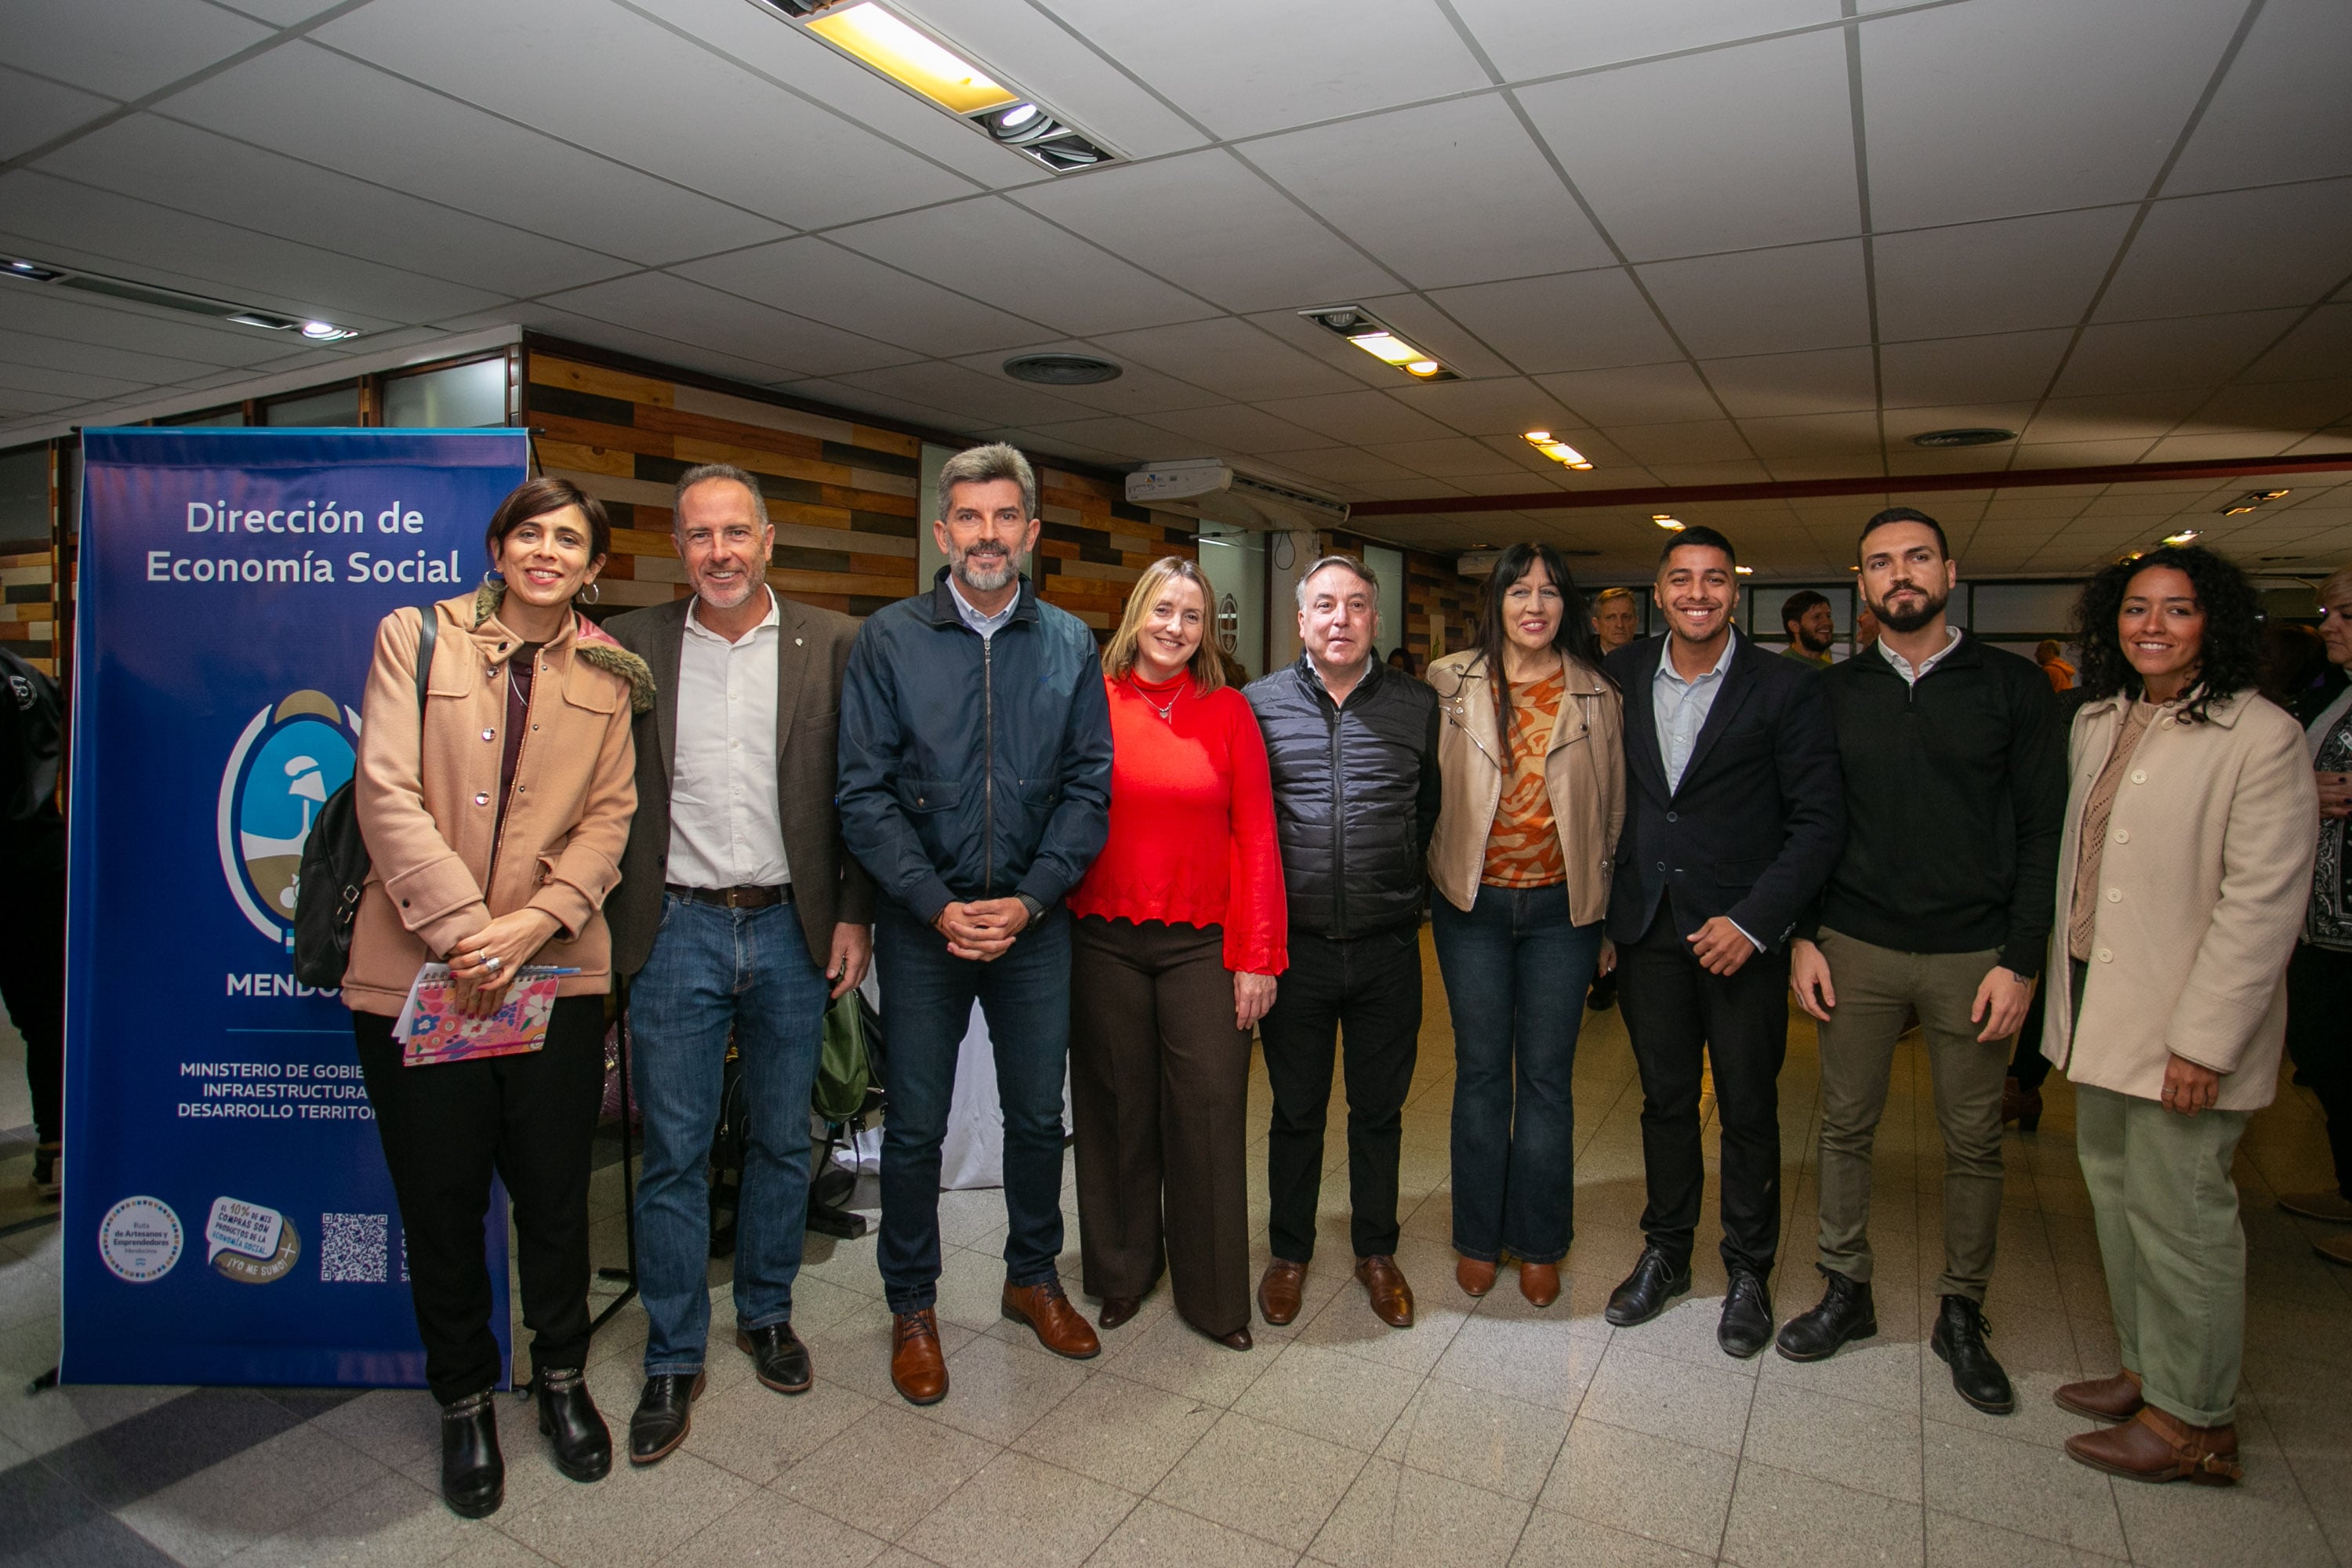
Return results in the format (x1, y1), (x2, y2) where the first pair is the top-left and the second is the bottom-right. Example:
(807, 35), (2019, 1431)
(1911, 427), (2016, 448)
(2162, 529), (2201, 545)
(2, 258), (60, 281)
(1652, 514), (1684, 531)
(1003, 353), (1120, 386)
(1299, 306), (1458, 382)
(300, 320), (358, 342)
(1521, 430), (1592, 470)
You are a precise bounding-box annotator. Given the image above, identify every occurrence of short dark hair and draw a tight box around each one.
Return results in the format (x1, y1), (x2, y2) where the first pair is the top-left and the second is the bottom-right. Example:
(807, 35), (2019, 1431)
(1659, 525), (1737, 572)
(1780, 590), (1830, 631)
(1859, 506), (1948, 561)
(485, 476), (611, 564)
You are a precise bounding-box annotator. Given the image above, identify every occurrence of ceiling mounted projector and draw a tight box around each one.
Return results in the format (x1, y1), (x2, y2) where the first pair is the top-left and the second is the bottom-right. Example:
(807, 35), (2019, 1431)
(1125, 459), (1350, 532)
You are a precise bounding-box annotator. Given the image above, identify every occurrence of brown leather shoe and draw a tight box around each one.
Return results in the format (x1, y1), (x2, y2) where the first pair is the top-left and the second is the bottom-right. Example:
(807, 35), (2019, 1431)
(890, 1309), (949, 1406)
(1456, 1256), (1496, 1298)
(1519, 1261), (1561, 1308)
(1098, 1295), (1143, 1330)
(2066, 1405), (2241, 1485)
(1258, 1260), (1305, 1326)
(1356, 1254), (1415, 1328)
(1001, 1280), (1102, 1360)
(2054, 1368), (2143, 1422)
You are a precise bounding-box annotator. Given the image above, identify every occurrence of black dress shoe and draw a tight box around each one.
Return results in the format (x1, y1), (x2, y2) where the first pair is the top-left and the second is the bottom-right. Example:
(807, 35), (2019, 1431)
(1775, 1267), (1877, 1363)
(737, 1323), (813, 1394)
(438, 1391), (504, 1519)
(1099, 1296), (1143, 1330)
(1931, 1295), (2016, 1414)
(628, 1370), (707, 1466)
(1718, 1269), (1774, 1359)
(1604, 1246), (1692, 1327)
(535, 1368), (611, 1483)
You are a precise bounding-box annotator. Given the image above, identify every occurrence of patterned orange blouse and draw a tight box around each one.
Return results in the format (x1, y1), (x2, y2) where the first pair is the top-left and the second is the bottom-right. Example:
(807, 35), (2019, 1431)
(1482, 666), (1569, 887)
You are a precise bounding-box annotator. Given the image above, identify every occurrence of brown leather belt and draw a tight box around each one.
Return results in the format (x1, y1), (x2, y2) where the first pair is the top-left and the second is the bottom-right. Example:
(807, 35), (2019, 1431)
(666, 883), (793, 909)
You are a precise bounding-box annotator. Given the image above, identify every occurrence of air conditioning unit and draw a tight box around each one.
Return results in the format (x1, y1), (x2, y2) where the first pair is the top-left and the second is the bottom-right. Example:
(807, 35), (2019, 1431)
(1125, 459), (1349, 533)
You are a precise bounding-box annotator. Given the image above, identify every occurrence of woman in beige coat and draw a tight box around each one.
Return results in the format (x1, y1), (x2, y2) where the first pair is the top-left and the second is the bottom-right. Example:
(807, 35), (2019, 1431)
(1426, 543), (1624, 1307)
(2042, 545), (2315, 1486)
(348, 477), (651, 1519)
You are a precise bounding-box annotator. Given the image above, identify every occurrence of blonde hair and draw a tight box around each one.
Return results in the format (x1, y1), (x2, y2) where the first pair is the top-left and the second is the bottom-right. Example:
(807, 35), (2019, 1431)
(1104, 556), (1225, 695)
(2321, 565), (2352, 607)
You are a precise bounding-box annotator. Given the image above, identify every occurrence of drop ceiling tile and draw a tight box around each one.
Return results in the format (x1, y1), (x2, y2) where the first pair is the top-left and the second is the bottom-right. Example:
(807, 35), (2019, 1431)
(2239, 303), (2352, 385)
(2008, 438), (2157, 468)
(1878, 330), (2072, 408)
(2143, 432), (2296, 463)
(1874, 207), (2137, 342)
(1518, 29), (1858, 261)
(1766, 454), (1888, 482)
(1736, 412), (1885, 458)
(536, 271), (920, 379)
(2053, 310), (2304, 397)
(1428, 268), (1680, 374)
(1123, 401), (1334, 456)
(1534, 361), (1722, 426)
(1250, 389), (1458, 446)
(0, 325), (227, 385)
(1882, 405), (2036, 447)
(1090, 318), (1359, 403)
(0, 284), (286, 366)
(1368, 437), (1544, 480)
(1637, 240), (1869, 359)
(829, 197), (1210, 336)
(1253, 446), (1425, 485)
(0, 64), (111, 162)
(36, 115), (632, 299)
(1011, 150), (1397, 314)
(2192, 380), (2352, 437)
(1449, 0), (1840, 80)
(1700, 347), (1876, 418)
(0, 360), (153, 401)
(1601, 420), (1755, 465)
(2024, 390), (2206, 445)
(1245, 96), (1613, 291)
(942, 346), (1222, 418)
(1860, 0), (2245, 230)
(676, 238), (1050, 358)
(1040, 0), (1490, 140)
(440, 301), (813, 390)
(2097, 181), (2352, 322)
(1384, 377), (1581, 439)
(2165, 0), (2352, 196)
(316, 0), (977, 227)
(1643, 459), (1774, 486)
(777, 375), (978, 437)
(0, 0), (270, 100)
(993, 412), (1181, 459)
(164, 43), (789, 264)
(0, 172), (495, 325)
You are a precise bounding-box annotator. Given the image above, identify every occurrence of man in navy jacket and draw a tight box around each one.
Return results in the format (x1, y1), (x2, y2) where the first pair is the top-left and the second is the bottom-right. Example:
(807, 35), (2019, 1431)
(838, 443), (1113, 1407)
(1602, 528), (1844, 1358)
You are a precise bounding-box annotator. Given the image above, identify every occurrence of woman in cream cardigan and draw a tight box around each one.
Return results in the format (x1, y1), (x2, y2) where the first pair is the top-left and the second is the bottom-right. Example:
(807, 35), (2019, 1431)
(2042, 545), (2315, 1486)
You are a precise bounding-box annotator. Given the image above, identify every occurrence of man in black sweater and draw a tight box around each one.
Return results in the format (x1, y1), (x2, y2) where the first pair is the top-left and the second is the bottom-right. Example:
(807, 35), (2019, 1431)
(1776, 508), (2066, 1417)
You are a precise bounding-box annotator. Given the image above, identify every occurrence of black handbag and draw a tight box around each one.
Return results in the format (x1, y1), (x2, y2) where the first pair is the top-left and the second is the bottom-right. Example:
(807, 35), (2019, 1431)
(292, 613), (436, 989)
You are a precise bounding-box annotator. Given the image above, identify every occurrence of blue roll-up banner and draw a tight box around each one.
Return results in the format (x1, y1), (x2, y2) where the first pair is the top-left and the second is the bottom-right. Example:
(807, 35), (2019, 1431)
(63, 427), (530, 1388)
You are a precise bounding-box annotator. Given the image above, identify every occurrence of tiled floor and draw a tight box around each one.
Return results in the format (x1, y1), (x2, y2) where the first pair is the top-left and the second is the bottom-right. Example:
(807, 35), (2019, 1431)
(2, 932), (2350, 1566)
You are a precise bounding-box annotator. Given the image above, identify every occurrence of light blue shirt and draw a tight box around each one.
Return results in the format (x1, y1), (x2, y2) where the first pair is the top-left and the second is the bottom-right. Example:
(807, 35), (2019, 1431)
(948, 575), (1017, 642)
(1653, 629), (1738, 794)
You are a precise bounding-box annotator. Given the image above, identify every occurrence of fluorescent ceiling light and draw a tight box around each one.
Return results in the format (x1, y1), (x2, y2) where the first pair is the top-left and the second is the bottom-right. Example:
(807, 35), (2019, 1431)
(1520, 430), (1592, 470)
(1735, 565), (1755, 575)
(3, 253), (357, 341)
(2163, 529), (2201, 545)
(1349, 332), (1419, 364)
(807, 3), (1016, 114)
(1652, 514), (1684, 531)
(1298, 306), (1460, 382)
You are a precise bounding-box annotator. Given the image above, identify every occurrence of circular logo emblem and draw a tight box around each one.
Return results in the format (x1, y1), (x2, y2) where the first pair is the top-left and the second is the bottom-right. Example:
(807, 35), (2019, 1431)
(98, 1196), (183, 1283)
(212, 1218), (301, 1285)
(1217, 591), (1240, 654)
(216, 691), (358, 946)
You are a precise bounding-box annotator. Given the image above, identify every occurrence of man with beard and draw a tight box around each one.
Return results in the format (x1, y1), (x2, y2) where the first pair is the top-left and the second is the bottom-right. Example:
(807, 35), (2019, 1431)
(838, 443), (1114, 1405)
(1780, 590), (1835, 670)
(1777, 506), (2066, 1416)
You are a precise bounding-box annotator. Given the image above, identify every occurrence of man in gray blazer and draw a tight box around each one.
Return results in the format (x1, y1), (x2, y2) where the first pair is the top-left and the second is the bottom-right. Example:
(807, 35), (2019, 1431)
(603, 463), (874, 1466)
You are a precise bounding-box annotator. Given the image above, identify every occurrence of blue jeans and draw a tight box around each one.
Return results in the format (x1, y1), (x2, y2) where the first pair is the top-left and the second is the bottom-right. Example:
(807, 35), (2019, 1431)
(1432, 883), (1602, 1265)
(629, 894), (830, 1377)
(874, 899), (1070, 1314)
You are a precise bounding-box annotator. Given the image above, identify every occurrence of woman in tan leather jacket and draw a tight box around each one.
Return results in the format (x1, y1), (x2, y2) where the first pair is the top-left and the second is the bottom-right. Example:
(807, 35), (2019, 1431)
(1425, 543), (1624, 1307)
(347, 477), (650, 1519)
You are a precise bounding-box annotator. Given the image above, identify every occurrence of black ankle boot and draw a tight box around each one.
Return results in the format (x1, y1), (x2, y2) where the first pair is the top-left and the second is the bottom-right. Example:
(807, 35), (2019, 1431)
(535, 1368), (612, 1483)
(1775, 1267), (1877, 1363)
(1931, 1294), (2016, 1414)
(439, 1391), (505, 1519)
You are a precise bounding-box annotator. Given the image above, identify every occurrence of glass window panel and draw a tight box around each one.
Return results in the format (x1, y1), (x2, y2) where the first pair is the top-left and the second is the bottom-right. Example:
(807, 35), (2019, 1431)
(383, 358), (506, 428)
(158, 407), (244, 427)
(1971, 583), (2080, 633)
(263, 385), (361, 426)
(0, 447), (48, 550)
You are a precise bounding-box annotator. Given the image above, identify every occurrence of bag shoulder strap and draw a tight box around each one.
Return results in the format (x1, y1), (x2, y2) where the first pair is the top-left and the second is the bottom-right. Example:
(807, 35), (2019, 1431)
(414, 609), (438, 713)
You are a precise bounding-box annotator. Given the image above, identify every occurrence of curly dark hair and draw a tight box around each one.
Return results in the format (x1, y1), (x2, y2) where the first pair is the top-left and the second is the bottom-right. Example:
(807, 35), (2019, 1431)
(2071, 544), (2263, 724)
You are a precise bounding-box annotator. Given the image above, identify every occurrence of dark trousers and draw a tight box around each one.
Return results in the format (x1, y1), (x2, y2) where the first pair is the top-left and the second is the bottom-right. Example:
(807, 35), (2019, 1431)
(1069, 916), (1251, 1336)
(2286, 941), (2352, 1200)
(1432, 884), (1602, 1265)
(1617, 904), (1791, 1279)
(1261, 921), (1422, 1264)
(873, 899), (1071, 1315)
(0, 822), (64, 1145)
(356, 995), (606, 1404)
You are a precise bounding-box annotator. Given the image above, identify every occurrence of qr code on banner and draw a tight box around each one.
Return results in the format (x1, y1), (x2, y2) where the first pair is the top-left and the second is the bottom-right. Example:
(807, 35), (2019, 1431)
(319, 1213), (390, 1283)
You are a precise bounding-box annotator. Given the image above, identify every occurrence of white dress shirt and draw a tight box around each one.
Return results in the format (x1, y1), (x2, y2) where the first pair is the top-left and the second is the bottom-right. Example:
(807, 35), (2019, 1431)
(949, 575), (1017, 641)
(666, 590), (791, 889)
(1879, 624), (1964, 687)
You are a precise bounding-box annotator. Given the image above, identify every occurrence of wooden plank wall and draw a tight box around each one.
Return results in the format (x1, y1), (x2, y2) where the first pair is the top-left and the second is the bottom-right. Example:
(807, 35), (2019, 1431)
(0, 548), (55, 673)
(524, 350), (1194, 633)
(1324, 528), (1477, 665)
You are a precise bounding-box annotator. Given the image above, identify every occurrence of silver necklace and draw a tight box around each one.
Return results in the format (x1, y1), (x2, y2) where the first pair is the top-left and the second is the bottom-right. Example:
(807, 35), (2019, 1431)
(1134, 676), (1179, 722)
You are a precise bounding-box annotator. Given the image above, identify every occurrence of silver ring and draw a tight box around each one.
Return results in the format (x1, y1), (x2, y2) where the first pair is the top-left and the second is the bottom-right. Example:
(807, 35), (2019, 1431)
(484, 956), (502, 974)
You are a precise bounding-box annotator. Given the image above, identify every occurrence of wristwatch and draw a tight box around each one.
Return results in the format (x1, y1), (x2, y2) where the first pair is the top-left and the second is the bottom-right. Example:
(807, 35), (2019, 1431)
(1015, 892), (1047, 924)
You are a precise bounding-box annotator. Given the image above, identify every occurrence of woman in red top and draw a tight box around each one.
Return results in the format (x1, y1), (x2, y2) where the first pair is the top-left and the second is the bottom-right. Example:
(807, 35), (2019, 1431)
(1069, 557), (1286, 1350)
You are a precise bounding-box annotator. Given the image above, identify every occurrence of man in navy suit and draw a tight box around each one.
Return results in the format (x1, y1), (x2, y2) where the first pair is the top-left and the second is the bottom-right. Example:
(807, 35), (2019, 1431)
(1601, 527), (1844, 1358)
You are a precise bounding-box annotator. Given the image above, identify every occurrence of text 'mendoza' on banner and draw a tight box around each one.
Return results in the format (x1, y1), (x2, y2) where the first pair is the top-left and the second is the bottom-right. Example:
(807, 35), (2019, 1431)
(64, 428), (528, 1388)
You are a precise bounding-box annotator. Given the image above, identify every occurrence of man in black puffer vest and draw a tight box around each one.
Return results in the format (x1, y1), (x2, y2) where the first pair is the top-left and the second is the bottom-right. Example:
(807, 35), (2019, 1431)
(1247, 556), (1441, 1331)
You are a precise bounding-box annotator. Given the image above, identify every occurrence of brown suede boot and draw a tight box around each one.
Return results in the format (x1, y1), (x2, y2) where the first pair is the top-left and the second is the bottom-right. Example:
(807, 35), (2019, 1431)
(2065, 1404), (2241, 1485)
(2054, 1368), (2143, 1422)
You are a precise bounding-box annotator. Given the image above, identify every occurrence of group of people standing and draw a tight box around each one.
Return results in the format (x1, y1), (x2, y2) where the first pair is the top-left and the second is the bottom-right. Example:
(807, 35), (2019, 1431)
(343, 445), (2326, 1519)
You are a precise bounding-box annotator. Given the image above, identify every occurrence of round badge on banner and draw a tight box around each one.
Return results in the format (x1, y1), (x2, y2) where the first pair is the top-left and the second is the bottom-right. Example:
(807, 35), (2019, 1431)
(98, 1196), (184, 1283)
